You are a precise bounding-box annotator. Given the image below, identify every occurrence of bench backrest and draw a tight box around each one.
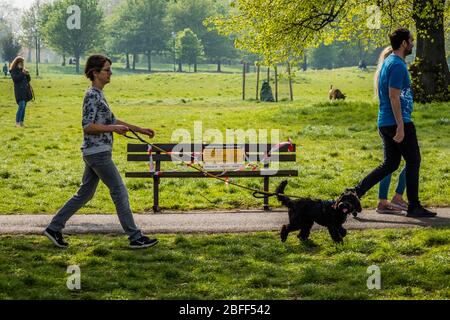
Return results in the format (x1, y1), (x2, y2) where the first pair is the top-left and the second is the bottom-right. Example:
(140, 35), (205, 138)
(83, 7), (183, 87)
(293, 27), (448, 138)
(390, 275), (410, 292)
(127, 143), (296, 164)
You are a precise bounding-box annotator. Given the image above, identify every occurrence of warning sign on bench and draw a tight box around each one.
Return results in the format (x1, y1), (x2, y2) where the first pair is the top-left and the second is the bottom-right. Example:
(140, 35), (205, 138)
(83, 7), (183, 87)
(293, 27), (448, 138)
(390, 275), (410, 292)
(203, 147), (245, 170)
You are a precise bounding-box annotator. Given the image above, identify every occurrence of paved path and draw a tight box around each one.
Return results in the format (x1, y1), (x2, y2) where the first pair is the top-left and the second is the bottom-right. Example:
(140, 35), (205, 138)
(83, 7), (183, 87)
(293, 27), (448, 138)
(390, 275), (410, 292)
(0, 208), (449, 235)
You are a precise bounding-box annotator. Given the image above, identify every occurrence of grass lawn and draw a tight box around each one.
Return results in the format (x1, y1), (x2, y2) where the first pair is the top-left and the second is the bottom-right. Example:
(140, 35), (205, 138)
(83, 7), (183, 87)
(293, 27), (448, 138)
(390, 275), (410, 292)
(0, 65), (448, 214)
(0, 65), (448, 300)
(0, 227), (448, 299)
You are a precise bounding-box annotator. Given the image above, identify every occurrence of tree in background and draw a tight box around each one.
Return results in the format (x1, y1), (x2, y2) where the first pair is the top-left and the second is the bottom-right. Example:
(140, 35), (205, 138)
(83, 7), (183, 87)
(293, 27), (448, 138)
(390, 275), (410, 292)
(107, 1), (141, 70)
(20, 0), (45, 76)
(133, 0), (169, 72)
(0, 2), (18, 61)
(211, 0), (450, 102)
(108, 0), (169, 72)
(41, 0), (104, 73)
(175, 28), (204, 72)
(168, 0), (236, 72)
(2, 33), (22, 62)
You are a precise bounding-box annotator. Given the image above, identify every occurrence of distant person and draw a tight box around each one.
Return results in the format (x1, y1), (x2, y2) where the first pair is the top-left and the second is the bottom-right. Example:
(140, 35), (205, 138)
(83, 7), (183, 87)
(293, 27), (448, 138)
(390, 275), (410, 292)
(350, 28), (436, 218)
(10, 56), (33, 127)
(3, 63), (8, 76)
(374, 46), (408, 214)
(44, 54), (159, 249)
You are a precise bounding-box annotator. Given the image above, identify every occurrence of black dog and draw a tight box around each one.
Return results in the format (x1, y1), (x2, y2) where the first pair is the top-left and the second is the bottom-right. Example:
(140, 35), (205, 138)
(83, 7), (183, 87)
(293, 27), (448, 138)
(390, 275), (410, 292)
(276, 181), (362, 243)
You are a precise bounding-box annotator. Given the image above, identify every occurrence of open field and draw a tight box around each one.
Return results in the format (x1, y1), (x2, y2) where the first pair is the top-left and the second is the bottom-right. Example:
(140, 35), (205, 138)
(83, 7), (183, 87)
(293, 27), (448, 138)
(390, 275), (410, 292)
(1, 65), (448, 214)
(1, 65), (448, 300)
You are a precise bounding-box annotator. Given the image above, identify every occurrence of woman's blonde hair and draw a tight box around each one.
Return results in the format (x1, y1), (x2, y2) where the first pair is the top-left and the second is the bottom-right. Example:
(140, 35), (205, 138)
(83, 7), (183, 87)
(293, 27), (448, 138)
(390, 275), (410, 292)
(9, 56), (25, 72)
(374, 46), (393, 98)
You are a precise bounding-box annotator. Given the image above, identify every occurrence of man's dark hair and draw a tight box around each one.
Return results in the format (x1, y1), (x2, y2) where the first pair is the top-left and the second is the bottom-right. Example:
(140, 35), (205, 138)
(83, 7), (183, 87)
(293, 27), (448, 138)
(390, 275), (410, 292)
(389, 28), (411, 50)
(84, 54), (112, 81)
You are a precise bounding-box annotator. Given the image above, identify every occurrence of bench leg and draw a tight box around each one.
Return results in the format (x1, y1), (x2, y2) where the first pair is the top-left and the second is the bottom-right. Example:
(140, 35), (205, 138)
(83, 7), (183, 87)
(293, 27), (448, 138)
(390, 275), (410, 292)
(263, 176), (270, 211)
(153, 177), (160, 213)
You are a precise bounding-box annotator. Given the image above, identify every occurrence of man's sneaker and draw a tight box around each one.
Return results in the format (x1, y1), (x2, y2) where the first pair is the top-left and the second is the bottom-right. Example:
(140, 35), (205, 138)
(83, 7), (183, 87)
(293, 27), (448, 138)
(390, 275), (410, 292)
(406, 206), (437, 218)
(130, 236), (158, 249)
(44, 228), (68, 248)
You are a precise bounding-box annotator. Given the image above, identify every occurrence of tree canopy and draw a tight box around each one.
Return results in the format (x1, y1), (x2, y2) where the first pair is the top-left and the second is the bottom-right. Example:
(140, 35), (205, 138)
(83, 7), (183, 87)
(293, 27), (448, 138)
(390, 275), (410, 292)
(41, 0), (104, 73)
(210, 0), (449, 102)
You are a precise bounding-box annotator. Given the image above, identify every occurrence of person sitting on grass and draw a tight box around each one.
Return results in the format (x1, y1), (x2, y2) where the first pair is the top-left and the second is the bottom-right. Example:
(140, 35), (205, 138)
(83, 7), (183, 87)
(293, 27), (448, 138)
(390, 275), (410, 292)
(44, 54), (158, 249)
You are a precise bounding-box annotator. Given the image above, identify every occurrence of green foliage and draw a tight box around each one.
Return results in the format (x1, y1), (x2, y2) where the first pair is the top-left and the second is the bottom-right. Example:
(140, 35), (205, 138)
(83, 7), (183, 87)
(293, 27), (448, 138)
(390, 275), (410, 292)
(126, 0), (168, 54)
(19, 2), (44, 50)
(1, 33), (21, 62)
(41, 0), (104, 73)
(210, 0), (449, 101)
(175, 28), (204, 70)
(168, 0), (236, 62)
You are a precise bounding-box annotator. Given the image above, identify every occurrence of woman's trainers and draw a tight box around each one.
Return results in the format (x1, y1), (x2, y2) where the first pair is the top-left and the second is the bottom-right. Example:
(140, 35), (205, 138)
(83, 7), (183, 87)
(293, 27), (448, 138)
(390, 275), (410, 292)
(130, 236), (158, 249)
(376, 202), (402, 214)
(44, 228), (68, 248)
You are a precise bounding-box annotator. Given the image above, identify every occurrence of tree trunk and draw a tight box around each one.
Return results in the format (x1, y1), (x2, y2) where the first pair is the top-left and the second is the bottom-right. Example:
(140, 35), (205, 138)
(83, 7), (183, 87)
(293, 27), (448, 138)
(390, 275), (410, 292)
(256, 64), (260, 100)
(242, 62), (246, 100)
(147, 51), (152, 72)
(126, 53), (130, 69)
(178, 61), (182, 72)
(287, 62), (293, 101)
(217, 60), (221, 72)
(35, 36), (39, 77)
(62, 54), (66, 66)
(410, 0), (449, 102)
(302, 52), (307, 71)
(194, 60), (197, 72)
(37, 37), (41, 63)
(75, 52), (80, 74)
(274, 65), (278, 102)
(132, 54), (136, 70)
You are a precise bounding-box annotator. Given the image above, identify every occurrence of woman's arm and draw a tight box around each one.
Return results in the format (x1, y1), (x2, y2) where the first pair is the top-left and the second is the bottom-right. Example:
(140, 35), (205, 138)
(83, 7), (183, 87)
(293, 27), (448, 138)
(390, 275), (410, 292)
(84, 123), (129, 135)
(115, 119), (155, 138)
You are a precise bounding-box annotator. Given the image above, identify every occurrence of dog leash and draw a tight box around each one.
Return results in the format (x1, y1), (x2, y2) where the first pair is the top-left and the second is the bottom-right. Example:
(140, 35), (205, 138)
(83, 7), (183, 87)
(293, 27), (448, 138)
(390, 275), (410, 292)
(122, 129), (304, 200)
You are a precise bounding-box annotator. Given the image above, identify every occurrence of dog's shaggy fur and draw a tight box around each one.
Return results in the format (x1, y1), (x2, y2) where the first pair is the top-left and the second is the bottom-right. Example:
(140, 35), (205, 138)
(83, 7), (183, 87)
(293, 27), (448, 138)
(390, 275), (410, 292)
(276, 181), (361, 243)
(329, 85), (346, 101)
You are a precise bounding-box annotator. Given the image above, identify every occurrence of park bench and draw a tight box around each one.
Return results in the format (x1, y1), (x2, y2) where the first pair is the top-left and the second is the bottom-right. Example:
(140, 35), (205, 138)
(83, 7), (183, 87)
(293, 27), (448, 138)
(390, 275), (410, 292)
(125, 143), (298, 212)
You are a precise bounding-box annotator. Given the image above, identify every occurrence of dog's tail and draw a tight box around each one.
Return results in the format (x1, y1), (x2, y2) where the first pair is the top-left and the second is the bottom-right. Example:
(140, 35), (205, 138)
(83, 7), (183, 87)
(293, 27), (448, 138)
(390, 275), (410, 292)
(276, 180), (292, 208)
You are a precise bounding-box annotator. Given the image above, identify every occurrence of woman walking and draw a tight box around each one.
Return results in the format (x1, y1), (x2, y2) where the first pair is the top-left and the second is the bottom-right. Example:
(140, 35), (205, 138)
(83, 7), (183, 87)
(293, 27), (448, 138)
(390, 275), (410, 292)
(45, 54), (158, 249)
(374, 46), (408, 214)
(10, 56), (33, 127)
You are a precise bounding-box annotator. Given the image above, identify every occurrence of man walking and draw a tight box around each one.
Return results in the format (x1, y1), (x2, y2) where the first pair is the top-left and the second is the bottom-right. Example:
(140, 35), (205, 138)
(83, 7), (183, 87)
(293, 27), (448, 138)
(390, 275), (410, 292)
(352, 28), (436, 218)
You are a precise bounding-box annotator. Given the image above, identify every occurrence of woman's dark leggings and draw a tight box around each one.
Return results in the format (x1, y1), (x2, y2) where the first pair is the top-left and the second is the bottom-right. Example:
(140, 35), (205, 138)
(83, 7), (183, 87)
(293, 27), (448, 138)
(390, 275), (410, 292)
(355, 122), (421, 210)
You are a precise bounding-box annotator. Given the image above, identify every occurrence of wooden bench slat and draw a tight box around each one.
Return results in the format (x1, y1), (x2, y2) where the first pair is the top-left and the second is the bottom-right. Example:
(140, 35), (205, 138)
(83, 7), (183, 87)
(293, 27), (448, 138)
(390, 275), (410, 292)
(127, 154), (296, 162)
(127, 143), (296, 153)
(125, 170), (299, 178)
